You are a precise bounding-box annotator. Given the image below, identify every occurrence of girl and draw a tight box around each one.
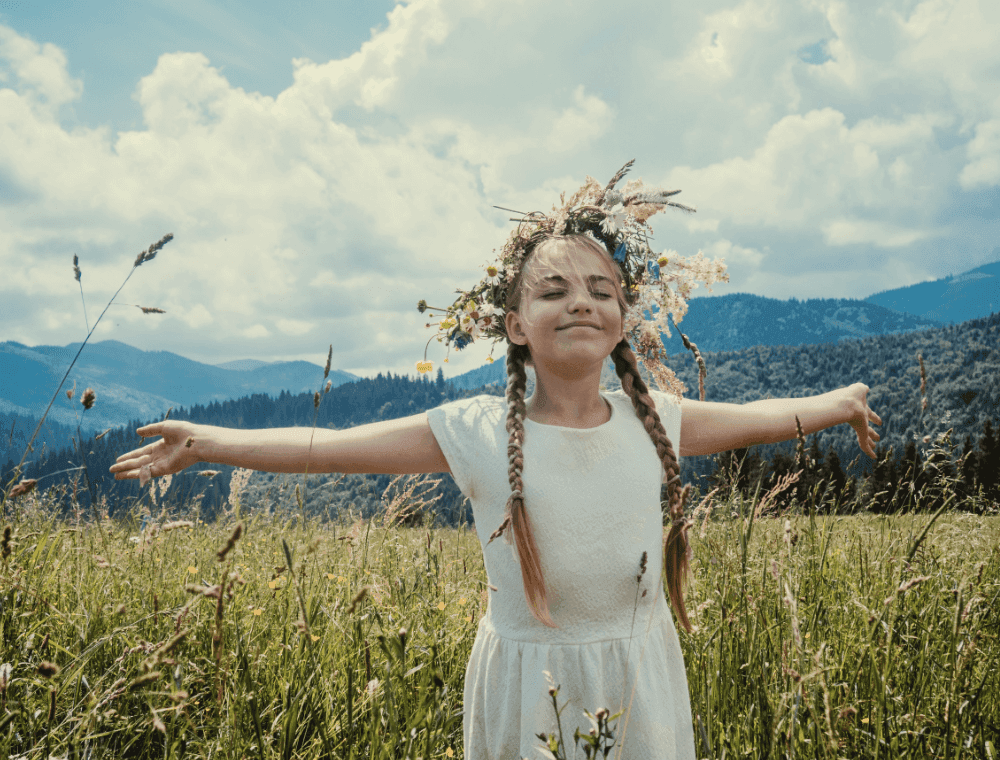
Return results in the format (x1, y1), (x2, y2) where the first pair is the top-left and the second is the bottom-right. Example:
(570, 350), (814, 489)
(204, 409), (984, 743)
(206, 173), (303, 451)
(110, 167), (881, 759)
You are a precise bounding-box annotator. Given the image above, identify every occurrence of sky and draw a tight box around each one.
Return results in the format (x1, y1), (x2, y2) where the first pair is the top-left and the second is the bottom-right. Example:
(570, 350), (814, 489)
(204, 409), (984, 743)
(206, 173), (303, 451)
(1, 0), (998, 379)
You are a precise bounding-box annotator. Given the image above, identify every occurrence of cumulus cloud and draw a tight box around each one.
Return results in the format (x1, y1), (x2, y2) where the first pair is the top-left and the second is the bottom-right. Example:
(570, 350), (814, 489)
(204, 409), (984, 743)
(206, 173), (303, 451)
(0, 0), (998, 379)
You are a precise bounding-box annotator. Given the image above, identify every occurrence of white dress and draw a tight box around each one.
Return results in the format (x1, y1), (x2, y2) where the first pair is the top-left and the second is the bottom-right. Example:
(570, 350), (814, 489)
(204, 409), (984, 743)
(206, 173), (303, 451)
(426, 389), (696, 760)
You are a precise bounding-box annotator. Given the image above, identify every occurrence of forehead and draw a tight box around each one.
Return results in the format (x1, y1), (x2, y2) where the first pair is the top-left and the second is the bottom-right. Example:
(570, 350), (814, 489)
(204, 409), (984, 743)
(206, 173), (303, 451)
(524, 239), (616, 283)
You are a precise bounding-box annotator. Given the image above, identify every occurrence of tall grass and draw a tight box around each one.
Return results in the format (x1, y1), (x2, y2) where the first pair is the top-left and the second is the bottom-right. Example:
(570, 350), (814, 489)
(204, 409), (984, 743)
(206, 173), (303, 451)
(1, 480), (997, 759)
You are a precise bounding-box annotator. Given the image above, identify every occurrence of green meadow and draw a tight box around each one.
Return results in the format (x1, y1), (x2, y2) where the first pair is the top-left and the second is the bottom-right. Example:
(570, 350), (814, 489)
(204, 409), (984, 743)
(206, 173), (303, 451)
(1, 479), (997, 760)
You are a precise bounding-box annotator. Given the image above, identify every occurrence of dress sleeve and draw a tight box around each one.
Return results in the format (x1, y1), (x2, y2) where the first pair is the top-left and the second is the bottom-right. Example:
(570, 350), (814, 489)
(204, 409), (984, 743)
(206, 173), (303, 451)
(648, 388), (683, 482)
(425, 395), (501, 501)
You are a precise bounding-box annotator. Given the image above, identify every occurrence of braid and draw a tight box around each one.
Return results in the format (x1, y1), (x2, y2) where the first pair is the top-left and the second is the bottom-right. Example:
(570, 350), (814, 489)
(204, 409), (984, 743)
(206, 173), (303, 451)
(610, 339), (694, 633)
(487, 342), (557, 628)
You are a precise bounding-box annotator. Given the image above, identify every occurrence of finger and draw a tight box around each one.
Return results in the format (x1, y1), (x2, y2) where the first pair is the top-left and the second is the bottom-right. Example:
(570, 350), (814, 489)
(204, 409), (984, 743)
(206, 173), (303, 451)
(116, 443), (155, 463)
(137, 423), (163, 437)
(112, 453), (153, 472)
(870, 411), (882, 426)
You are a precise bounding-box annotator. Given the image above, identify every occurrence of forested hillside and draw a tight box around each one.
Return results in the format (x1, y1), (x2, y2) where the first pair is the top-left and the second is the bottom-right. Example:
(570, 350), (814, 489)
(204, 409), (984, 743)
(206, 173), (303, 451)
(4, 313), (998, 526)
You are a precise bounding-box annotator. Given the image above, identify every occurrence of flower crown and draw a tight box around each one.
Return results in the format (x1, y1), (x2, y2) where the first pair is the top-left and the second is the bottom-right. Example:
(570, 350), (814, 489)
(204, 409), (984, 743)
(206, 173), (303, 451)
(416, 160), (729, 398)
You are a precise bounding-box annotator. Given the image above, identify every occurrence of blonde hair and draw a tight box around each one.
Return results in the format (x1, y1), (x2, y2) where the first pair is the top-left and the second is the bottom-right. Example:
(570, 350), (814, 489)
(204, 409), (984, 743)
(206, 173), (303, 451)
(489, 234), (693, 632)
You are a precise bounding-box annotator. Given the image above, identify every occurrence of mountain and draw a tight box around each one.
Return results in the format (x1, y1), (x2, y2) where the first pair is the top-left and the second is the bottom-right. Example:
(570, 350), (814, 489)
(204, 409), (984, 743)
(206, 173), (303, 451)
(0, 339), (357, 433)
(446, 295), (945, 389)
(656, 293), (942, 354)
(864, 256), (1000, 324)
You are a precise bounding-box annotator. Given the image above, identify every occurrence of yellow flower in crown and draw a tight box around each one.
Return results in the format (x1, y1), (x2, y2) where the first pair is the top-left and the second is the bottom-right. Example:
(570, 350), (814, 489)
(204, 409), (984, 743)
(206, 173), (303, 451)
(416, 160), (729, 388)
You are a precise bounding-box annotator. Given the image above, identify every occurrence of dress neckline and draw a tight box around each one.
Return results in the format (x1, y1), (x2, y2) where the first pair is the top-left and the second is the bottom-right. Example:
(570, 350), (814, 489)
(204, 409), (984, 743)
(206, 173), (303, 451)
(523, 392), (615, 431)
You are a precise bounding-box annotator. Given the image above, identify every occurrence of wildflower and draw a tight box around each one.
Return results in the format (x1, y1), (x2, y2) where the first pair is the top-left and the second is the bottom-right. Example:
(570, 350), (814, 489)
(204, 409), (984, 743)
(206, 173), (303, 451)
(657, 255), (669, 267)
(187, 566), (197, 574)
(485, 265), (500, 285)
(453, 332), (472, 351)
(437, 601), (446, 610)
(253, 608), (263, 616)
(417, 300), (428, 313)
(600, 203), (627, 236)
(459, 597), (467, 605)
(415, 360), (434, 374)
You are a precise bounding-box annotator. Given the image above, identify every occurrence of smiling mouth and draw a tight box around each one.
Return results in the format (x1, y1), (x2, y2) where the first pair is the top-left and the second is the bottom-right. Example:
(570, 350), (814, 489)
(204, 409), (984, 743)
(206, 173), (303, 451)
(557, 324), (602, 330)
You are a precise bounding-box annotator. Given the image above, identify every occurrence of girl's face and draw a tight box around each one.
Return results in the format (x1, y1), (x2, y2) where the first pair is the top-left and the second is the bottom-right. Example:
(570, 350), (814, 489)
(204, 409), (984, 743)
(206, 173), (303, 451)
(505, 239), (625, 369)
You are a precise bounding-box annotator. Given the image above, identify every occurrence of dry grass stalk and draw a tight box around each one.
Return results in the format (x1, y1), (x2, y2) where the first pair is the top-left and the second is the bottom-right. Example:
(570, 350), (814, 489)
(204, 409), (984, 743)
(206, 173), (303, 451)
(347, 587), (369, 614)
(754, 471), (802, 519)
(8, 479), (37, 499)
(217, 522), (243, 561)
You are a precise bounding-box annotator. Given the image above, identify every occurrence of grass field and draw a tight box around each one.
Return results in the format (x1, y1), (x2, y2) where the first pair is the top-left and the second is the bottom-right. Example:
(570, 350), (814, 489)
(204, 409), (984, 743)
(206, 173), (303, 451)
(1, 480), (997, 759)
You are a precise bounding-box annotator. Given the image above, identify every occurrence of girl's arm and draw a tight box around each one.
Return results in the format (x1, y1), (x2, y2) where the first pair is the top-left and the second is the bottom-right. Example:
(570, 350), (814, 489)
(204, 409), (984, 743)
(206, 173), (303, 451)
(110, 413), (451, 480)
(678, 382), (881, 459)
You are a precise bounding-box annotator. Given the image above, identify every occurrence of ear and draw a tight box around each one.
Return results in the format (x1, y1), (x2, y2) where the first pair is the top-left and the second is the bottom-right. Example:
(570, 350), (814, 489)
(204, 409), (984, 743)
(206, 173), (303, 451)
(505, 310), (528, 346)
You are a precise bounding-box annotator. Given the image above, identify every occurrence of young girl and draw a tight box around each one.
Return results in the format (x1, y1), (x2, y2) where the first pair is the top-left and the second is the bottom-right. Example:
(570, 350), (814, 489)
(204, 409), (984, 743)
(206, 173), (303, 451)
(110, 165), (881, 759)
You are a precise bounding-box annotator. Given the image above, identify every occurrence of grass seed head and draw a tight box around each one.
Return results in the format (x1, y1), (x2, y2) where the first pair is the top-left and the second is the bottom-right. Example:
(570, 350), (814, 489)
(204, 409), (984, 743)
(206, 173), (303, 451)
(81, 388), (96, 410)
(217, 522), (243, 561)
(37, 661), (60, 679)
(8, 479), (37, 499)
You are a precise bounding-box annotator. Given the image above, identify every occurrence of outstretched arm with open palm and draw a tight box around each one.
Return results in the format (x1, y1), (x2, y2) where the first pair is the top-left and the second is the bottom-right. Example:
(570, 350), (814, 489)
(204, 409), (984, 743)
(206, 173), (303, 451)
(678, 382), (881, 459)
(110, 413), (451, 482)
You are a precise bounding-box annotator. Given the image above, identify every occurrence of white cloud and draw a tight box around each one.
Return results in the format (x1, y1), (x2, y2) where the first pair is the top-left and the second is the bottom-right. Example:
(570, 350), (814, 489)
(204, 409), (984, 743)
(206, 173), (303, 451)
(959, 119), (1000, 189)
(241, 324), (270, 339)
(0, 25), (81, 111)
(0, 0), (998, 379)
(822, 218), (931, 247)
(276, 318), (314, 336)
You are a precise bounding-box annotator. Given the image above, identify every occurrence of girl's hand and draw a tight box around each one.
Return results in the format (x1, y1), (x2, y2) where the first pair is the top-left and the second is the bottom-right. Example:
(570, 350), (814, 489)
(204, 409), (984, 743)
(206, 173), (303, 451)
(844, 383), (881, 460)
(109, 420), (207, 483)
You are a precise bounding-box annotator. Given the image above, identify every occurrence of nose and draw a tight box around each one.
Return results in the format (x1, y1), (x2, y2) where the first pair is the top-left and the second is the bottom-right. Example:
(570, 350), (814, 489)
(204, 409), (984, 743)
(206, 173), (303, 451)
(567, 286), (595, 313)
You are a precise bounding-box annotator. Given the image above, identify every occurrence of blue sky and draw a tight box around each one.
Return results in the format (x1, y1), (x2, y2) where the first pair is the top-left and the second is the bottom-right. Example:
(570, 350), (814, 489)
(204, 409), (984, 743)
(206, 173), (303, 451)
(1, 0), (998, 378)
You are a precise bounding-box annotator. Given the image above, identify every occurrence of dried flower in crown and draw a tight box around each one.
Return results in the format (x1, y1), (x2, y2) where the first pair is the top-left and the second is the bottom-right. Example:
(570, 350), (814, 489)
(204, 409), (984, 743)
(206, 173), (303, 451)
(416, 160), (728, 395)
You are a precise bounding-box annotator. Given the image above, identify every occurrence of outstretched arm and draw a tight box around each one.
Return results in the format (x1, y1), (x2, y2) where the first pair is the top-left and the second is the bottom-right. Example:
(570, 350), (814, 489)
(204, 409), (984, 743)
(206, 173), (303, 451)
(678, 382), (881, 459)
(110, 413), (451, 480)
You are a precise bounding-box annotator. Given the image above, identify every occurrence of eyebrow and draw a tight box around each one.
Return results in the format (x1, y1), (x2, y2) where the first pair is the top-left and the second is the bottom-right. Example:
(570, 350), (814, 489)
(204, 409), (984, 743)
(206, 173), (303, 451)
(540, 275), (613, 286)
